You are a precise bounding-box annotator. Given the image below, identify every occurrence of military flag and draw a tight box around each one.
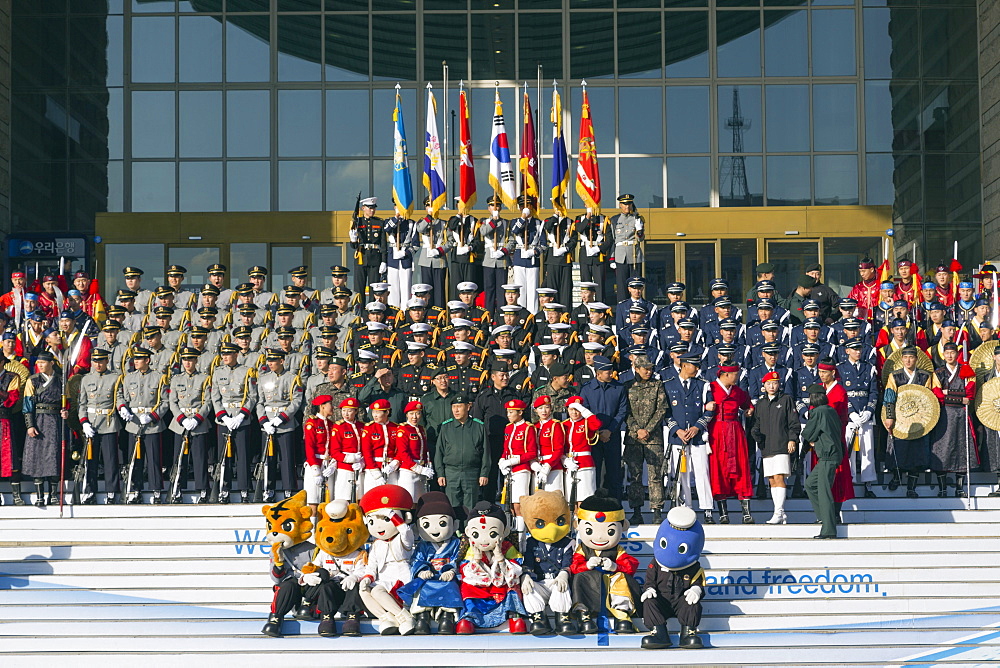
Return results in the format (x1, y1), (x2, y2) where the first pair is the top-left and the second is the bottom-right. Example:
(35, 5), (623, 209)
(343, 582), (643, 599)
(458, 84), (477, 213)
(392, 84), (414, 219)
(489, 88), (517, 210)
(575, 84), (601, 213)
(423, 84), (447, 218)
(519, 85), (539, 207)
(550, 83), (570, 217)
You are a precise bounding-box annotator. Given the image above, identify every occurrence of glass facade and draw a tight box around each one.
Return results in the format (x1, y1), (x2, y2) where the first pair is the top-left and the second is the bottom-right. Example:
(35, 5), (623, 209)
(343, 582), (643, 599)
(9, 0), (983, 265)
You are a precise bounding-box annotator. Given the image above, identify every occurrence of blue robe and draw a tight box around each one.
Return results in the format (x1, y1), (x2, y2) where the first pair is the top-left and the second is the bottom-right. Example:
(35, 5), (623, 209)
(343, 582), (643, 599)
(396, 536), (464, 610)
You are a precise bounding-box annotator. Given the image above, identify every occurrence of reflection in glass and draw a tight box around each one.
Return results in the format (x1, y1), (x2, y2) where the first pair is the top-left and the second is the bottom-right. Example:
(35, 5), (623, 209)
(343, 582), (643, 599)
(180, 91), (222, 158)
(472, 13), (515, 81)
(721, 239), (756, 296)
(271, 248), (305, 286)
(324, 14), (369, 81)
(108, 88), (123, 160)
(519, 13), (562, 80)
(922, 83), (979, 153)
(684, 243), (715, 308)
(373, 88), (415, 157)
(812, 10), (855, 76)
(132, 0), (174, 12)
(894, 154), (922, 223)
(618, 12), (661, 78)
(766, 241), (818, 297)
(570, 13), (614, 79)
(229, 243), (268, 289)
(764, 11), (806, 77)
(718, 155), (763, 207)
(106, 16), (123, 87)
(717, 85), (761, 153)
(665, 11), (708, 77)
(279, 161), (323, 211)
(667, 157), (710, 208)
(108, 161), (123, 213)
(372, 14), (416, 80)
(813, 84), (856, 152)
(666, 87), (709, 154)
(766, 155), (810, 206)
(226, 16), (270, 83)
(227, 162), (271, 212)
(278, 14), (322, 82)
(865, 153), (894, 207)
(426, 14), (469, 81)
(103, 244), (165, 294)
(619, 158), (664, 208)
(132, 91), (175, 159)
(814, 155), (859, 206)
(921, 8), (977, 80)
(924, 153), (980, 223)
(132, 16), (175, 83)
(227, 90), (270, 158)
(179, 162), (223, 212)
(765, 85), (808, 152)
(327, 90), (370, 157)
(278, 90), (322, 158)
(644, 242), (677, 307)
(716, 11), (761, 78)
(619, 88), (663, 153)
(311, 246), (343, 291)
(823, 237), (881, 297)
(180, 16), (222, 83)
(132, 162), (176, 213)
(167, 248), (220, 291)
(326, 160), (370, 208)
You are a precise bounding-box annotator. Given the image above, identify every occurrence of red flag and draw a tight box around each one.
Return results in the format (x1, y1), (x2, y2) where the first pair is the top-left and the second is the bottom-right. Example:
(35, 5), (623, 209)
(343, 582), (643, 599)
(519, 89), (539, 205)
(575, 88), (601, 213)
(458, 88), (476, 213)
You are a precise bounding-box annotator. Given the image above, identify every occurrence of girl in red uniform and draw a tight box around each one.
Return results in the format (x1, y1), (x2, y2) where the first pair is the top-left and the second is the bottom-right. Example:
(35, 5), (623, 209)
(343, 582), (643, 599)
(530, 395), (567, 495)
(329, 397), (364, 501)
(562, 395), (601, 510)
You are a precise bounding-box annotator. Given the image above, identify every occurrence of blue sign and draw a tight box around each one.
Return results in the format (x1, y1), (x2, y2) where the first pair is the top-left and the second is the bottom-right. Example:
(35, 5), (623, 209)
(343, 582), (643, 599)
(17, 241), (33, 256)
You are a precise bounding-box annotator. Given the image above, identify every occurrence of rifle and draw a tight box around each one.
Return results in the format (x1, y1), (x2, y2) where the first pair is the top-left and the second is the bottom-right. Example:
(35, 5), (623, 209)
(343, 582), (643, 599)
(59, 320), (93, 515)
(123, 422), (144, 504)
(350, 191), (361, 230)
(71, 436), (92, 505)
(253, 433), (274, 503)
(169, 430), (189, 504)
(210, 421), (231, 503)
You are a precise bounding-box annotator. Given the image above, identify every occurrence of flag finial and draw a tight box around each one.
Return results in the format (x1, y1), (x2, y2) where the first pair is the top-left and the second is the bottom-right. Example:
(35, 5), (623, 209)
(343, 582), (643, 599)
(395, 82), (401, 91)
(426, 82), (432, 89)
(581, 79), (587, 88)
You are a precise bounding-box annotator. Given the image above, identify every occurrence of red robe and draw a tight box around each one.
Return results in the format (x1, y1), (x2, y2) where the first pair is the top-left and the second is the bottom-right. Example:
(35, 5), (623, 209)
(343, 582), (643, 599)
(848, 279), (880, 321)
(814, 381), (855, 503)
(707, 381), (753, 500)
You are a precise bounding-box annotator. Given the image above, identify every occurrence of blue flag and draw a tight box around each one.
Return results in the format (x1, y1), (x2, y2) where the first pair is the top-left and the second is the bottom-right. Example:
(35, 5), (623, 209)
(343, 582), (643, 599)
(423, 86), (447, 218)
(392, 87), (414, 219)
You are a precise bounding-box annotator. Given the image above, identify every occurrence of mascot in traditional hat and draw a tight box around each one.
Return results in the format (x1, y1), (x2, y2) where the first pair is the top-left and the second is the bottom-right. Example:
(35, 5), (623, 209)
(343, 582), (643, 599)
(261, 490), (315, 637)
(519, 489), (578, 636)
(298, 499), (370, 637)
(397, 491), (466, 634)
(455, 500), (529, 634)
(358, 484), (416, 635)
(569, 489), (640, 634)
(640, 505), (707, 649)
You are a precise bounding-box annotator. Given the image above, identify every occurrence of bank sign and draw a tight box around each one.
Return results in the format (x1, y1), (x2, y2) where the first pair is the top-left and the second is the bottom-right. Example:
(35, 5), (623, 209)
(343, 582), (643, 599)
(8, 237), (86, 258)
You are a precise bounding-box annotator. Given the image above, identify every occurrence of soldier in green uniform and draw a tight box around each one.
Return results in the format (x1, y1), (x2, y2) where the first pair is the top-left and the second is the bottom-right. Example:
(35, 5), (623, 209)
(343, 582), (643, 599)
(801, 384), (843, 539)
(303, 346), (334, 409)
(167, 347), (213, 503)
(434, 395), (490, 508)
(421, 367), (458, 446)
(313, 355), (354, 406)
(116, 347), (169, 504)
(531, 362), (575, 421)
(623, 355), (670, 525)
(358, 367), (407, 423)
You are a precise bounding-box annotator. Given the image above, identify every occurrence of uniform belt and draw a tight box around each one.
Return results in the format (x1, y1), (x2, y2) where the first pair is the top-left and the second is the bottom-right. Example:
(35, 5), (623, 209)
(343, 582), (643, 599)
(223, 401), (243, 408)
(618, 240), (638, 246)
(846, 390), (868, 398)
(35, 403), (60, 412)
(264, 405), (289, 414)
(180, 407), (201, 414)
(87, 408), (114, 415)
(132, 407), (152, 414)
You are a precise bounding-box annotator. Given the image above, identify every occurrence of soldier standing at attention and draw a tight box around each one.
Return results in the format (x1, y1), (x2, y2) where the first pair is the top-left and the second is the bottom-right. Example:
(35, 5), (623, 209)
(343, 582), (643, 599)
(414, 197), (449, 309)
(434, 394), (489, 508)
(116, 347), (169, 504)
(211, 342), (258, 503)
(349, 196), (386, 300)
(609, 194), (645, 301)
(479, 195), (514, 321)
(623, 355), (669, 525)
(257, 349), (304, 502)
(576, 209), (613, 302)
(78, 349), (123, 504)
(168, 347), (213, 504)
(383, 201), (417, 310)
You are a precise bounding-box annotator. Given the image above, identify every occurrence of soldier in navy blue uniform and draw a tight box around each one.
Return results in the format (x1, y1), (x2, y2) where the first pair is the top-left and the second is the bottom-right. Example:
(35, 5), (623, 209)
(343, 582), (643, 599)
(614, 277), (656, 332)
(382, 202), (417, 309)
(745, 321), (790, 368)
(789, 302), (834, 346)
(702, 318), (744, 356)
(745, 301), (788, 346)
(746, 290), (790, 328)
(834, 319), (876, 365)
(509, 195), (544, 313)
(790, 320), (836, 368)
(706, 326), (747, 368)
(656, 282), (699, 329)
(701, 299), (742, 347)
(742, 345), (793, 401)
(348, 196), (386, 298)
(750, 280), (788, 314)
(701, 344), (738, 385)
(657, 343), (688, 379)
(838, 339), (879, 497)
(663, 352), (716, 521)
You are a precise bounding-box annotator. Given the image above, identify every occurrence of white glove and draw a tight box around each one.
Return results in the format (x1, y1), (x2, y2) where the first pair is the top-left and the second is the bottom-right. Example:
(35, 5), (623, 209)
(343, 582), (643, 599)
(345, 452), (362, 464)
(262, 422), (276, 435)
(684, 585), (703, 605)
(382, 459), (400, 475)
(230, 413), (245, 430)
(553, 246), (567, 257)
(586, 244), (600, 257)
(553, 570), (569, 592)
(601, 557), (617, 572)
(358, 578), (371, 592)
(269, 416), (283, 428)
(427, 248), (439, 258)
(515, 237), (526, 250)
(181, 417), (198, 432)
(82, 423), (97, 439)
(138, 413), (152, 425)
(421, 465), (435, 479)
(610, 262), (617, 269)
(118, 407), (133, 422)
(491, 209), (499, 220)
(348, 229), (359, 243)
(586, 556), (602, 569)
(378, 262), (387, 274)
(849, 411), (860, 423)
(539, 462), (551, 479)
(640, 587), (658, 602)
(418, 569), (434, 581)
(858, 410), (872, 423)
(392, 248), (406, 260)
(635, 219), (644, 231)
(440, 569), (455, 582)
(322, 461), (337, 478)
(595, 233), (604, 244)
(564, 457), (580, 472)
(457, 244), (470, 256)
(340, 574), (358, 590)
(520, 575), (535, 595)
(522, 208), (531, 218)
(491, 250), (505, 260)
(351, 460), (364, 472)
(498, 461), (512, 476)
(568, 402), (593, 418)
(302, 572), (322, 587)
(520, 248), (534, 260)
(530, 461), (542, 474)
(371, 472), (386, 485)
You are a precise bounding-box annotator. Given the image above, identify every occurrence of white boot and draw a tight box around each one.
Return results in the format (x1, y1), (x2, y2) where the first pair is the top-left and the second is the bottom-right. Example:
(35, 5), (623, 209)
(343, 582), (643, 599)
(396, 608), (415, 636)
(766, 486), (787, 524)
(377, 613), (399, 635)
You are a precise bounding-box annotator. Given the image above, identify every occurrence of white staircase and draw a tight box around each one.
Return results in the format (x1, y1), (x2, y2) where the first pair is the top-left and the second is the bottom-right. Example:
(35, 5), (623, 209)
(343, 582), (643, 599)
(2, 486), (1000, 665)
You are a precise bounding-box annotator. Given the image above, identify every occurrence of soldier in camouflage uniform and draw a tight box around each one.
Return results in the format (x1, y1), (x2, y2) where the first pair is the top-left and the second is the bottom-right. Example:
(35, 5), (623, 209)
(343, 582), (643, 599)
(303, 346), (334, 409)
(623, 355), (670, 525)
(530, 362), (575, 421)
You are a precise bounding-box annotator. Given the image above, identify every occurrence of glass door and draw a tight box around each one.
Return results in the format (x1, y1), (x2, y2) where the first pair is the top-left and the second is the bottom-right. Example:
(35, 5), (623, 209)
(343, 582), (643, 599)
(765, 240), (820, 298)
(167, 247), (222, 292)
(644, 242), (678, 306)
(682, 242), (716, 306)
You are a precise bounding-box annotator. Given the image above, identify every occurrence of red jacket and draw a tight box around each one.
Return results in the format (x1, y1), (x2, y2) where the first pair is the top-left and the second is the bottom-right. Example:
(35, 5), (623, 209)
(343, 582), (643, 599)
(848, 279), (880, 320)
(563, 415), (601, 469)
(393, 422), (428, 470)
(361, 420), (398, 470)
(569, 546), (638, 576)
(303, 416), (334, 467)
(330, 419), (363, 471)
(536, 419), (567, 470)
(502, 421), (538, 473)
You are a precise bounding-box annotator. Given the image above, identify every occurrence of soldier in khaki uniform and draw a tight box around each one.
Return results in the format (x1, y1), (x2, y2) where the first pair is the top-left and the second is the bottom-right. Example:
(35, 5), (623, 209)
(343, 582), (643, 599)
(116, 347), (169, 504)
(211, 342), (258, 503)
(77, 349), (123, 504)
(168, 347), (213, 503)
(256, 348), (304, 501)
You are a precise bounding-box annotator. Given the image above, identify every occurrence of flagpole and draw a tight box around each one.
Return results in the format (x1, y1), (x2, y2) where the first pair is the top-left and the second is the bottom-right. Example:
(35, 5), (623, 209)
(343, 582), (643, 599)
(442, 61), (449, 209)
(494, 82), (500, 201)
(537, 65), (543, 201)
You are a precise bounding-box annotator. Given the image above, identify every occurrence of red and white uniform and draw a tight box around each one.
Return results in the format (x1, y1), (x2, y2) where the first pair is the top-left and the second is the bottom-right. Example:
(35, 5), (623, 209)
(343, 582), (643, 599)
(532, 418), (567, 494)
(302, 415), (335, 503)
(393, 422), (430, 498)
(562, 414), (601, 499)
(501, 420), (537, 500)
(330, 418), (363, 471)
(361, 419), (399, 493)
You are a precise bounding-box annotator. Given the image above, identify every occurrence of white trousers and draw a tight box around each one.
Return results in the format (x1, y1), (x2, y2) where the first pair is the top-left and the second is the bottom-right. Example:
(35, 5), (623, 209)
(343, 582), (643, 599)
(845, 420), (876, 483)
(364, 469), (398, 494)
(563, 467), (596, 500)
(670, 441), (713, 511)
(512, 266), (539, 313)
(396, 468), (425, 499)
(387, 266), (413, 309)
(522, 576), (573, 614)
(533, 468), (564, 496)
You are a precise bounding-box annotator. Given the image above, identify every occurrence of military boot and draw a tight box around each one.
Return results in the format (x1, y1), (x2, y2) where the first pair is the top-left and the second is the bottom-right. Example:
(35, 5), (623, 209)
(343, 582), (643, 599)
(741, 499), (754, 524)
(716, 500), (729, 524)
(10, 482), (26, 506)
(261, 613), (283, 637)
(33, 479), (46, 507)
(678, 625), (704, 649)
(640, 624), (671, 649)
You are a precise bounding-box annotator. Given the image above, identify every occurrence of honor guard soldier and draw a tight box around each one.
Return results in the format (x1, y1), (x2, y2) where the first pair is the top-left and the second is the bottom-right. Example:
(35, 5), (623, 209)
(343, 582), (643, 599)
(133, 326), (175, 375)
(663, 352), (716, 521)
(372, 282), (406, 326)
(119, 266), (154, 314)
(397, 298), (435, 344)
(409, 323), (442, 360)
(319, 265), (356, 307)
(576, 209), (613, 301)
(310, 304), (342, 346)
(110, 298), (143, 334)
(348, 305), (390, 352)
(197, 284), (226, 319)
(234, 332), (264, 370)
(838, 340), (879, 497)
(835, 319), (876, 365)
(570, 282), (601, 334)
(455, 282), (491, 333)
(609, 194), (646, 301)
(116, 347), (169, 504)
(348, 196), (386, 299)
(247, 266), (278, 312)
(414, 197), (448, 308)
(439, 322), (484, 367)
(790, 319), (836, 368)
(206, 264), (235, 310)
(230, 306), (267, 349)
(383, 203), (417, 309)
(193, 308), (227, 352)
(409, 283), (444, 326)
(288, 266), (319, 312)
(479, 195), (515, 319)
(742, 344), (792, 401)
(744, 321), (788, 368)
(150, 306), (184, 350)
(510, 195), (543, 313)
(615, 277), (656, 332)
(279, 286), (316, 330)
(447, 213), (482, 303)
(265, 305), (310, 354)
(95, 320), (128, 371)
(499, 286), (534, 332)
(273, 327), (311, 376)
(167, 347), (213, 503)
(397, 343), (437, 401)
(447, 348), (487, 398)
(77, 349), (124, 504)
(165, 265), (195, 311)
(211, 342), (258, 503)
(347, 350), (378, 394)
(542, 213), (577, 302)
(256, 348), (305, 501)
(183, 328), (218, 374)
(357, 321), (401, 368)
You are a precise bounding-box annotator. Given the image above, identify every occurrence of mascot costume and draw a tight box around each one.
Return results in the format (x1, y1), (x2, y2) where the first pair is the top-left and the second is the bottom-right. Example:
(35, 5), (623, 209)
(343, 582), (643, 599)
(358, 483), (416, 635)
(519, 489), (578, 636)
(299, 499), (370, 637)
(397, 491), (465, 634)
(456, 500), (529, 634)
(261, 490), (315, 637)
(569, 489), (640, 634)
(640, 505), (707, 649)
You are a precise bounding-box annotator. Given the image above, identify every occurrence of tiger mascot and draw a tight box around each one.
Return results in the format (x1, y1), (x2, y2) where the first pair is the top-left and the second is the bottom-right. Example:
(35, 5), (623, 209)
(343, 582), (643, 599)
(261, 490), (315, 637)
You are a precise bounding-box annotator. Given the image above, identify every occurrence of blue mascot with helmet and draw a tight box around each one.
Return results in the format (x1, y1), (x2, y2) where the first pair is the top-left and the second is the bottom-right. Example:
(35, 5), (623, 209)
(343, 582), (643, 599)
(640, 505), (707, 649)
